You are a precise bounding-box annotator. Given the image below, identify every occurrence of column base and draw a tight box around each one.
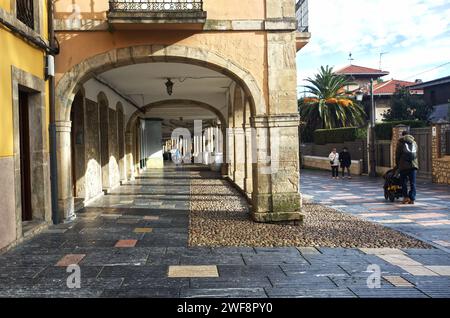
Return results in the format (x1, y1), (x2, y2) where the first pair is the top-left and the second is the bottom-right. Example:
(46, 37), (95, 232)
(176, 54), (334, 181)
(252, 192), (303, 224)
(58, 197), (75, 223)
(252, 211), (303, 224)
(221, 163), (229, 176)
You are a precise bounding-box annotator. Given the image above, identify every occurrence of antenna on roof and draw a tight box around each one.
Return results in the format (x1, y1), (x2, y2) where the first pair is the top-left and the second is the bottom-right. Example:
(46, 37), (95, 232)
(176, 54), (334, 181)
(348, 52), (354, 65)
(379, 52), (389, 70)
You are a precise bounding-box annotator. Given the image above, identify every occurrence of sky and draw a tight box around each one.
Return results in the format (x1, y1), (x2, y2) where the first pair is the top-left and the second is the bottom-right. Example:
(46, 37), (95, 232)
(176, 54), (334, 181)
(296, 0), (450, 95)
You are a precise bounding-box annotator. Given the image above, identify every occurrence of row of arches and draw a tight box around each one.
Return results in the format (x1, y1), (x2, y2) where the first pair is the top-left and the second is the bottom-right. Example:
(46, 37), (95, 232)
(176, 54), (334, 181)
(56, 44), (302, 223)
(70, 89), (127, 208)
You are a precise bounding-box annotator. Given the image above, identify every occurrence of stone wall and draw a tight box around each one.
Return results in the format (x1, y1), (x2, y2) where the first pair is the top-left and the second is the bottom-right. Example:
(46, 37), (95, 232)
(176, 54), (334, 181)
(302, 155), (363, 176)
(432, 123), (450, 185)
(301, 140), (367, 172)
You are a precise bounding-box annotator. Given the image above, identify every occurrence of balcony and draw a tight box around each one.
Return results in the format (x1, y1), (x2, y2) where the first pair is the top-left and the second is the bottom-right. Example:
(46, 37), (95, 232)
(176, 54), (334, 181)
(295, 0), (310, 51)
(108, 0), (207, 30)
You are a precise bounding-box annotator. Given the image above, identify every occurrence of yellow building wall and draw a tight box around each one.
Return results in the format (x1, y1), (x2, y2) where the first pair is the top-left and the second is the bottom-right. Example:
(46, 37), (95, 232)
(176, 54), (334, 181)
(0, 2), (50, 157)
(54, 0), (265, 20)
(0, 0), (11, 12)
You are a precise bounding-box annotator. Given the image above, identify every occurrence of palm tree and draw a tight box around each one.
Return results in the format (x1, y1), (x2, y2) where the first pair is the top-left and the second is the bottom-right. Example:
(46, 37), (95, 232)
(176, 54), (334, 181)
(299, 65), (367, 130)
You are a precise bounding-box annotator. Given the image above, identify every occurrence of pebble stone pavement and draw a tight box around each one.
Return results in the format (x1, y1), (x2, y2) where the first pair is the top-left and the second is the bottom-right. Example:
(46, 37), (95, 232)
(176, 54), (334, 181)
(0, 165), (449, 298)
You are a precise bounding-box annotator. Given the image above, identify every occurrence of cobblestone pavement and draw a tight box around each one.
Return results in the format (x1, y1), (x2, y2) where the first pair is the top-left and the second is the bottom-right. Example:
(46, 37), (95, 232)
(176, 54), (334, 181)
(300, 169), (450, 253)
(0, 165), (450, 298)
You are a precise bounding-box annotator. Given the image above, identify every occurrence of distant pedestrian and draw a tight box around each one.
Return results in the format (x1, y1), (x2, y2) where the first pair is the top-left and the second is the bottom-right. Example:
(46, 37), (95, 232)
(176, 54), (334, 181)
(329, 148), (340, 179)
(396, 131), (419, 204)
(339, 147), (352, 179)
(172, 148), (182, 166)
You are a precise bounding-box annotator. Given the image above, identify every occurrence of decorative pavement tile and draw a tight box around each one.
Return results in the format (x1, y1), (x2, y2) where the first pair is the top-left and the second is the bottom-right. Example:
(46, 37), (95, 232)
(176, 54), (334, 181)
(114, 240), (138, 248)
(378, 219), (414, 224)
(378, 254), (423, 267)
(401, 213), (447, 220)
(56, 254), (86, 267)
(134, 228), (153, 233)
(359, 213), (392, 217)
(401, 266), (440, 276)
(383, 276), (414, 287)
(360, 248), (406, 255)
(433, 240), (450, 247)
(417, 220), (450, 227)
(168, 265), (219, 278)
(425, 266), (450, 276)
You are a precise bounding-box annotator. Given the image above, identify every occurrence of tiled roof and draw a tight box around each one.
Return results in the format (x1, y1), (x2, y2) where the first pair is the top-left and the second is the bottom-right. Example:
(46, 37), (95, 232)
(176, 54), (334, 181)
(373, 80), (423, 95)
(335, 64), (389, 76)
(408, 75), (450, 89)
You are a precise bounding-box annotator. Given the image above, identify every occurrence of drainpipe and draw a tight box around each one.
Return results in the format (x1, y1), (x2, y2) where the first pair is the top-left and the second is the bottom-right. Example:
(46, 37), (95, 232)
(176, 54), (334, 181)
(48, 0), (59, 224)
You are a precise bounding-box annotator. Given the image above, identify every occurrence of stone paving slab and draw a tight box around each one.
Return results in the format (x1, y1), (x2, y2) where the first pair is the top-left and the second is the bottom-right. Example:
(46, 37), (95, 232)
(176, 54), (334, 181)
(0, 166), (449, 298)
(265, 287), (356, 298)
(180, 288), (267, 298)
(301, 169), (450, 251)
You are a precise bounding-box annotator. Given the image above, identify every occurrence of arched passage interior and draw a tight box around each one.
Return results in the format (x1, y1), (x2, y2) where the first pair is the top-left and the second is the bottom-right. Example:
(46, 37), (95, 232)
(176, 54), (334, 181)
(56, 45), (302, 224)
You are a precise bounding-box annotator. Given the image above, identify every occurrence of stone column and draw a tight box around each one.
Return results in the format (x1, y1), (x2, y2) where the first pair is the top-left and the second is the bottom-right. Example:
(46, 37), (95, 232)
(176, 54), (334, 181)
(227, 127), (234, 175)
(56, 120), (75, 222)
(233, 128), (246, 189)
(244, 99), (254, 195)
(125, 132), (135, 180)
(251, 114), (302, 223)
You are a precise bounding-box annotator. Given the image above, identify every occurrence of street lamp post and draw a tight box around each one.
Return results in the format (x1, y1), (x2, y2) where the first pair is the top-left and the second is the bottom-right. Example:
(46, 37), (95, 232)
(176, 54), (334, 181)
(368, 78), (377, 177)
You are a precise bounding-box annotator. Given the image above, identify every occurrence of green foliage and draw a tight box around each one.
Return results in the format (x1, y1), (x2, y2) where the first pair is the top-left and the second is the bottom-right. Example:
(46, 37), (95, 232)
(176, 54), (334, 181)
(375, 120), (428, 140)
(314, 127), (367, 145)
(303, 65), (351, 99)
(383, 86), (433, 121)
(299, 65), (367, 131)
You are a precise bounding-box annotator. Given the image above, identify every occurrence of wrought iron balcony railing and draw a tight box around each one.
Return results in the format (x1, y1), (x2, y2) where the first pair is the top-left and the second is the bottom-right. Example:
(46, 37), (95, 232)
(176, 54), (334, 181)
(296, 0), (309, 32)
(109, 0), (203, 12)
(16, 0), (34, 29)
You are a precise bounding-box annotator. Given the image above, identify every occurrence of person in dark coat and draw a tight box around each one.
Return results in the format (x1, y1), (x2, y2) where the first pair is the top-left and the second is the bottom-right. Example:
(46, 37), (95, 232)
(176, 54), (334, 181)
(339, 147), (352, 179)
(396, 131), (419, 204)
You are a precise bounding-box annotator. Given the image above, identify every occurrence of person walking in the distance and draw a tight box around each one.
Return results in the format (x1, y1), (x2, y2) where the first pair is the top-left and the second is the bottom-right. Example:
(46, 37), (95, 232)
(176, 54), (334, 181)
(339, 147), (352, 179)
(329, 148), (340, 180)
(396, 130), (419, 204)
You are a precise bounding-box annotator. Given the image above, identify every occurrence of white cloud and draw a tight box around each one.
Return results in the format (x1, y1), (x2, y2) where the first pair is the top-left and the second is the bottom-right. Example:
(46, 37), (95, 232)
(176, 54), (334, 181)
(296, 0), (450, 88)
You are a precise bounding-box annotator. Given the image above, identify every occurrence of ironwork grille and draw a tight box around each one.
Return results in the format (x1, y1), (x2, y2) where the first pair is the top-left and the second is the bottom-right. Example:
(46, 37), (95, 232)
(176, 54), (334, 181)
(109, 0), (203, 12)
(16, 0), (34, 29)
(296, 0), (309, 32)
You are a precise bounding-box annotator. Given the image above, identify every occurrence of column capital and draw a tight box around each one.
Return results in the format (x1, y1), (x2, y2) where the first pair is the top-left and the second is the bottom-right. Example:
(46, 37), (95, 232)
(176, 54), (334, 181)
(251, 113), (300, 128)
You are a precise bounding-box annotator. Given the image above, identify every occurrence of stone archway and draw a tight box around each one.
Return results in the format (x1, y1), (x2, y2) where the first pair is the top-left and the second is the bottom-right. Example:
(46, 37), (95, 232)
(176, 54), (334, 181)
(55, 44), (302, 224)
(56, 45), (266, 123)
(126, 99), (228, 133)
(125, 99), (229, 180)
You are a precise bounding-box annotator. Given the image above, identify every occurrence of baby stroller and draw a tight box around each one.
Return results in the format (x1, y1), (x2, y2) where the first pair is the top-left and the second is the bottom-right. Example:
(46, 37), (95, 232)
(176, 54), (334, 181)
(383, 168), (402, 202)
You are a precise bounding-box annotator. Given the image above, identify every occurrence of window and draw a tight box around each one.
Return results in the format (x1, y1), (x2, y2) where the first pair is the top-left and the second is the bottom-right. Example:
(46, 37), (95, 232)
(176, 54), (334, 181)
(16, 0), (35, 30)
